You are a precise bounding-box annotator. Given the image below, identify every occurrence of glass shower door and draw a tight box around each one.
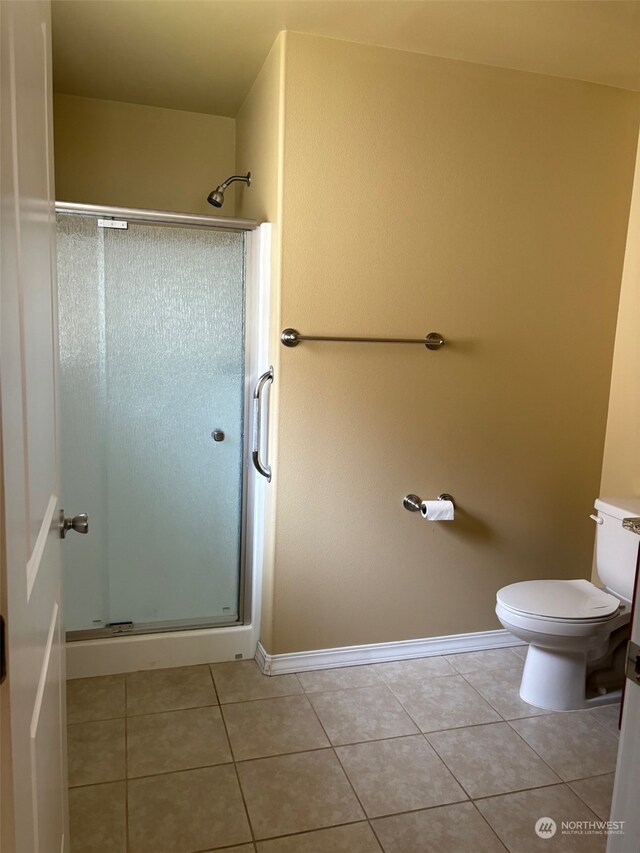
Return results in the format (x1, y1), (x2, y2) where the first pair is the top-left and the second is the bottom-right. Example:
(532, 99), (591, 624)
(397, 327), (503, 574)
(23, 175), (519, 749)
(57, 214), (246, 634)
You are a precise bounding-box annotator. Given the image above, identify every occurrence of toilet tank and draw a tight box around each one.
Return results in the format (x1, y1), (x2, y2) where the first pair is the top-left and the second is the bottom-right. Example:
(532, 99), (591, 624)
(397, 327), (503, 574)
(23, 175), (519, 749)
(594, 496), (640, 603)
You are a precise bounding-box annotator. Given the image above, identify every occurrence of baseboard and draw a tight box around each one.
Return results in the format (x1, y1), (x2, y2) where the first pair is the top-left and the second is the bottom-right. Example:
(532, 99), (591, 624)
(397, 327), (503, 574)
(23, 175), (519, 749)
(255, 628), (524, 675)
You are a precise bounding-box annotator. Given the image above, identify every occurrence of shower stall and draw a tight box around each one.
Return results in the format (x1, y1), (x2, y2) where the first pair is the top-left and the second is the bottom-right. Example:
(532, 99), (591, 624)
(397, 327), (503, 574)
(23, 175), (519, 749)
(55, 202), (270, 676)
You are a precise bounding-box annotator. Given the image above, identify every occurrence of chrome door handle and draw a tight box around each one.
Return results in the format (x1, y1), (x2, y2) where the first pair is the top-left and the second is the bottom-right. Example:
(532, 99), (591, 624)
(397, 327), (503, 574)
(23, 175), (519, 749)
(59, 510), (89, 539)
(252, 367), (274, 481)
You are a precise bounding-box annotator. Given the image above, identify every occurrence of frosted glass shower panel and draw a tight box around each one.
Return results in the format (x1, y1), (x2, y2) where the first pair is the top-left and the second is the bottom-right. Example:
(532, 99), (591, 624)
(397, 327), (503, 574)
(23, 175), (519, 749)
(104, 224), (245, 625)
(57, 215), (246, 631)
(57, 215), (109, 630)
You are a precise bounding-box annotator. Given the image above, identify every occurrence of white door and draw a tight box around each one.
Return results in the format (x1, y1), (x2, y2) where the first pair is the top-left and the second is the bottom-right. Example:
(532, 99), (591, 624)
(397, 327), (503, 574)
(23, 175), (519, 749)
(609, 540), (640, 852)
(0, 2), (68, 852)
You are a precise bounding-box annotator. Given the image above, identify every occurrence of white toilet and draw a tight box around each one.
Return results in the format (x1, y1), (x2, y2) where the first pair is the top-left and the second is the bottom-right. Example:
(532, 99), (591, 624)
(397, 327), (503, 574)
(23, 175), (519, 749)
(496, 496), (640, 711)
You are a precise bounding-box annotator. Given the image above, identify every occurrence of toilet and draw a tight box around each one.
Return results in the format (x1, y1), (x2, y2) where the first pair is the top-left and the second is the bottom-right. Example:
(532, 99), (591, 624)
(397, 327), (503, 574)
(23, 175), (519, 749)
(496, 497), (640, 711)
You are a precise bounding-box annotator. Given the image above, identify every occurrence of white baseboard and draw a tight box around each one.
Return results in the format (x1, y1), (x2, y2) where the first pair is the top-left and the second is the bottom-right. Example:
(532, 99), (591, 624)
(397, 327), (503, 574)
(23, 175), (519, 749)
(255, 629), (524, 675)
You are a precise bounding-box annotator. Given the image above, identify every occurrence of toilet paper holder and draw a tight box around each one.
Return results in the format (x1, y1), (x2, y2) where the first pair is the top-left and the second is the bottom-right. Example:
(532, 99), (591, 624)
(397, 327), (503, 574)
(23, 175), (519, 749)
(403, 493), (455, 512)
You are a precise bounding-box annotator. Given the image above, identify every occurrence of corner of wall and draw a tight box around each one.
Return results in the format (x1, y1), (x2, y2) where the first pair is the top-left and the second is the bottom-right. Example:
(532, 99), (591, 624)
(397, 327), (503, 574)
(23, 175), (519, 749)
(599, 129), (640, 500)
(234, 31), (287, 655)
(594, 127), (640, 584)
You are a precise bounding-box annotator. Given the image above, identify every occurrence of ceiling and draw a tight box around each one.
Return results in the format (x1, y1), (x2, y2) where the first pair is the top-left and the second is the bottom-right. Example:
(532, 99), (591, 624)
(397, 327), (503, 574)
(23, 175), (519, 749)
(52, 0), (640, 118)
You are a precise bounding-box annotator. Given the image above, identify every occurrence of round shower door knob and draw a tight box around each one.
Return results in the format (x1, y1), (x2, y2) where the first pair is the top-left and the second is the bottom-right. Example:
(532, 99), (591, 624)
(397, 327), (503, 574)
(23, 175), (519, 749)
(59, 510), (89, 539)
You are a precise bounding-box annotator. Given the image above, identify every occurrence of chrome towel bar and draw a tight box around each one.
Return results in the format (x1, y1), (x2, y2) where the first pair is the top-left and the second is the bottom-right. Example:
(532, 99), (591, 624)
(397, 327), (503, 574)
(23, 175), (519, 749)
(281, 328), (445, 350)
(252, 367), (274, 482)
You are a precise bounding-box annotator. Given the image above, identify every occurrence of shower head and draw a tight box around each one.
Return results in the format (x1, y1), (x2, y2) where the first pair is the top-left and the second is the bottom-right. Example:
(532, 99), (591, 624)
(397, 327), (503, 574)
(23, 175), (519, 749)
(207, 189), (225, 208)
(207, 172), (251, 209)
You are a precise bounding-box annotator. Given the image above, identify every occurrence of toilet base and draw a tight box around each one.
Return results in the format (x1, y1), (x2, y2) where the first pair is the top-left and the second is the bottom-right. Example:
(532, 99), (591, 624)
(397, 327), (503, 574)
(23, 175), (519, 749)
(519, 645), (622, 711)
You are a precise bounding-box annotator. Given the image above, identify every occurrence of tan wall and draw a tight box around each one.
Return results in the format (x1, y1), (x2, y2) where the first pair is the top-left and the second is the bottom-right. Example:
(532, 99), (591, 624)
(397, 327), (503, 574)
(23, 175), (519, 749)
(268, 33), (640, 655)
(600, 137), (640, 497)
(235, 35), (286, 651)
(53, 94), (236, 215)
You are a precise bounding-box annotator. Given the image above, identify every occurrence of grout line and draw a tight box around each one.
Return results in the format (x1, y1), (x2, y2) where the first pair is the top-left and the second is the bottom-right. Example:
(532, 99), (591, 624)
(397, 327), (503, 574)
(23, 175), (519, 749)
(249, 819), (375, 847)
(505, 711), (619, 779)
(386, 679), (500, 733)
(495, 720), (566, 782)
(368, 817), (388, 851)
(566, 779), (613, 822)
(566, 769), (617, 783)
(125, 700), (219, 718)
(469, 800), (510, 852)
(207, 662), (222, 705)
(587, 708), (622, 739)
(305, 689), (372, 824)
(217, 690), (258, 847)
(453, 668), (556, 723)
(298, 671), (462, 696)
(472, 780), (566, 804)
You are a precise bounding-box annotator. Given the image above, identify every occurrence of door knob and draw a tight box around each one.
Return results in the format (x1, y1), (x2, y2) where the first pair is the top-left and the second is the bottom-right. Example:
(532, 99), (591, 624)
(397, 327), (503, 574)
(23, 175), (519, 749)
(59, 510), (89, 539)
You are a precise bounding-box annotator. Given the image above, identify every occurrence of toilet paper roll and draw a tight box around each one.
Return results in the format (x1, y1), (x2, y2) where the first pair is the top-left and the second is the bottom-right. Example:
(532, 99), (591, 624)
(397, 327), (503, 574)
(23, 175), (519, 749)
(420, 500), (455, 521)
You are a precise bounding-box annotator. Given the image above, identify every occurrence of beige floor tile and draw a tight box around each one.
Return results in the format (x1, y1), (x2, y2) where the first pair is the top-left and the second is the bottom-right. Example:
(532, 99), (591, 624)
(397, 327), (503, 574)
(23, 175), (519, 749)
(236, 748), (364, 838)
(511, 645), (529, 660)
(128, 764), (251, 853)
(203, 848), (255, 853)
(126, 665), (217, 715)
(69, 782), (126, 853)
(297, 664), (383, 692)
(202, 848), (255, 853)
(68, 719), (126, 787)
(463, 667), (551, 720)
(205, 848), (255, 853)
(588, 703), (621, 738)
(222, 694), (329, 760)
(336, 735), (466, 817)
(445, 648), (524, 675)
(257, 823), (382, 852)
(569, 773), (615, 820)
(67, 675), (125, 724)
(371, 802), (506, 853)
(427, 722), (559, 798)
(127, 705), (232, 777)
(308, 685), (419, 745)
(476, 783), (606, 852)
(389, 675), (501, 732)
(211, 660), (303, 703)
(373, 656), (457, 683)
(510, 712), (619, 781)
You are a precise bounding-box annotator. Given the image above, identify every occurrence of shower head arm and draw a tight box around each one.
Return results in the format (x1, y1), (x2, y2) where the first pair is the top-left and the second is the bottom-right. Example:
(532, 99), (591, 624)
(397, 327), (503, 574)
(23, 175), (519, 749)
(217, 172), (252, 192)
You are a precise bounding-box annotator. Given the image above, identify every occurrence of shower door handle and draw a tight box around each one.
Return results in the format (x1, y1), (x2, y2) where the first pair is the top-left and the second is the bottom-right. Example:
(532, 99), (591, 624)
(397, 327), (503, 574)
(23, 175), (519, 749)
(252, 367), (274, 482)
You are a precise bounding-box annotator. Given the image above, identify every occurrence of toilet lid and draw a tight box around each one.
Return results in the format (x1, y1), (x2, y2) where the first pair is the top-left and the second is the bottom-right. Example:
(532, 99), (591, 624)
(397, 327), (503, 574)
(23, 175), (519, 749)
(497, 579), (620, 620)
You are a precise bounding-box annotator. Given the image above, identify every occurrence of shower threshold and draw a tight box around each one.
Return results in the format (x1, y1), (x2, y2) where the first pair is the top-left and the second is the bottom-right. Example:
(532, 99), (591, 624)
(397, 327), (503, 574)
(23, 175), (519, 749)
(66, 614), (241, 642)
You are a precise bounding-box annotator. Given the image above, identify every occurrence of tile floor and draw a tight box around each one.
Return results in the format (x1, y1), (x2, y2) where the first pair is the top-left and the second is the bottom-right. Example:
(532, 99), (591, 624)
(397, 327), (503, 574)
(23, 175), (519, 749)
(67, 647), (622, 853)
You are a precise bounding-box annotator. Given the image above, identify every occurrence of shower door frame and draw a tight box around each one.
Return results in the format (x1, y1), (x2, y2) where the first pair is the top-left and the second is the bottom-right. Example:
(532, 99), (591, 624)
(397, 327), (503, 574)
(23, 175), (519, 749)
(55, 202), (268, 660)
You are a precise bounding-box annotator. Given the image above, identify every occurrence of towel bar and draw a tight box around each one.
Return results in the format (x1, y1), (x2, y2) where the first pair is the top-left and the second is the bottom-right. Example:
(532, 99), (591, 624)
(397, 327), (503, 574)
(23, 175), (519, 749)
(281, 328), (445, 350)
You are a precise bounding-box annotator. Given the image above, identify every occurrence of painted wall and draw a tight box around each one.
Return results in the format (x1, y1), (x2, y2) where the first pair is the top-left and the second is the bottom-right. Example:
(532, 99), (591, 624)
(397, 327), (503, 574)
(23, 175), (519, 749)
(53, 94), (236, 215)
(266, 33), (640, 655)
(235, 35), (286, 651)
(600, 137), (640, 498)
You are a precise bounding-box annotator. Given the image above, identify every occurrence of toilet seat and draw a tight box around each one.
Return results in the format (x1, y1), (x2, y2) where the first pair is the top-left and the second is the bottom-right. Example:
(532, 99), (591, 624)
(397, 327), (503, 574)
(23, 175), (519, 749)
(496, 579), (620, 621)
